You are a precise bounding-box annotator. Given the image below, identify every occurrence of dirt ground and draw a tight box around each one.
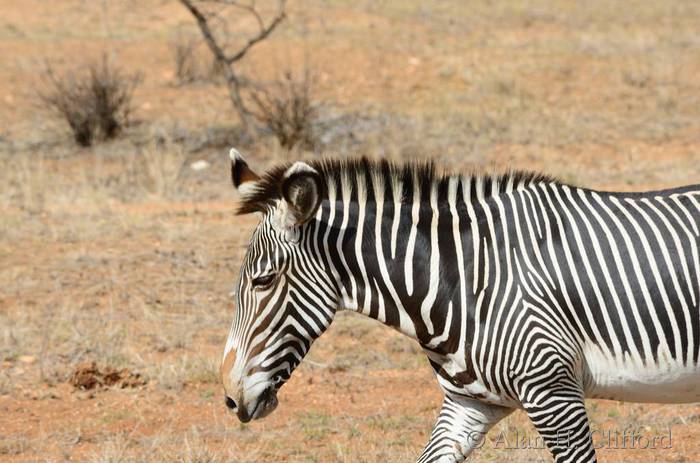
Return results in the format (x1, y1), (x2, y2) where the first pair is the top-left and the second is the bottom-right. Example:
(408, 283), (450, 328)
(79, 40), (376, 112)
(1, 1), (700, 462)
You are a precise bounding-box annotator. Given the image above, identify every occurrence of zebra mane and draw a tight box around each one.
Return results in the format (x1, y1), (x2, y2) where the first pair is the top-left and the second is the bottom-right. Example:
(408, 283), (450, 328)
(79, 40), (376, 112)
(236, 157), (558, 215)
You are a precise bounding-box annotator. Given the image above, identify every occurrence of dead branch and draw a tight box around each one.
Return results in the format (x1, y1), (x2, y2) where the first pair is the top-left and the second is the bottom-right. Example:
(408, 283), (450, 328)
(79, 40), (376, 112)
(224, 1), (286, 64)
(177, 0), (287, 129)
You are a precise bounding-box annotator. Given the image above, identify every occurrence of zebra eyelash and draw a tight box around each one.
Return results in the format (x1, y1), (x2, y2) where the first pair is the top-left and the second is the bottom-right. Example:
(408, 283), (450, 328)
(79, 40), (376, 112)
(251, 273), (276, 289)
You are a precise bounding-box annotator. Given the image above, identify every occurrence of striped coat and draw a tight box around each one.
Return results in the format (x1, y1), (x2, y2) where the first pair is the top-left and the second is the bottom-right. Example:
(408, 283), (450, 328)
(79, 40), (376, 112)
(221, 149), (700, 462)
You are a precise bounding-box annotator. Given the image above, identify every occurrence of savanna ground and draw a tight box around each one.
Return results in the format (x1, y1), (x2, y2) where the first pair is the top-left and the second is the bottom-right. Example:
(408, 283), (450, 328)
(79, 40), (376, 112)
(1, 1), (700, 461)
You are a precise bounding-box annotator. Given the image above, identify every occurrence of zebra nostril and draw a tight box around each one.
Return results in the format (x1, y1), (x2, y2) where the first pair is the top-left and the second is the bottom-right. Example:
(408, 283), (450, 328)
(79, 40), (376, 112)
(225, 396), (237, 410)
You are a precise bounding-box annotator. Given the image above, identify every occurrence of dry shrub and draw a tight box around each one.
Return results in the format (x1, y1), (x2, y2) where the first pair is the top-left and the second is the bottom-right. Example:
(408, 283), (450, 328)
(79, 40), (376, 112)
(173, 34), (199, 84)
(39, 54), (141, 146)
(172, 32), (223, 85)
(247, 69), (319, 150)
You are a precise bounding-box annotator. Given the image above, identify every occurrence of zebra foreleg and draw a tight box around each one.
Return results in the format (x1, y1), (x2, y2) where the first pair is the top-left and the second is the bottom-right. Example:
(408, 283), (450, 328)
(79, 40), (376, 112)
(521, 389), (596, 462)
(417, 395), (513, 463)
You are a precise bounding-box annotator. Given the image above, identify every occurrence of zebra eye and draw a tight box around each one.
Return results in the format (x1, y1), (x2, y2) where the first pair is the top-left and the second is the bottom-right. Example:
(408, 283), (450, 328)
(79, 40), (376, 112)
(252, 273), (276, 289)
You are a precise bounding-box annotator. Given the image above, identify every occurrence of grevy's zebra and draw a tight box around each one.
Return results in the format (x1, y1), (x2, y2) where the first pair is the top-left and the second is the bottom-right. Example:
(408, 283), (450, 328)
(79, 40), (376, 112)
(220, 148), (700, 462)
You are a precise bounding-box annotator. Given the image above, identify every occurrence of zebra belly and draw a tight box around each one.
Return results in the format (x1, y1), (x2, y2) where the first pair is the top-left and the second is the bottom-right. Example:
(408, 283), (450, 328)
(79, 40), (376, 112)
(583, 344), (700, 403)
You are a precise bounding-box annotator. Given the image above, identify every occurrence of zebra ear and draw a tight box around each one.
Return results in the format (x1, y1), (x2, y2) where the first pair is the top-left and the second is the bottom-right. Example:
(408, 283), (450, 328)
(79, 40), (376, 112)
(280, 162), (323, 227)
(230, 148), (260, 196)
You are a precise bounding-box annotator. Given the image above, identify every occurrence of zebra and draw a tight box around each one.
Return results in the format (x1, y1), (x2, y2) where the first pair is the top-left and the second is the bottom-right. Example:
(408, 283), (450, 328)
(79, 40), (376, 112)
(220, 147), (700, 462)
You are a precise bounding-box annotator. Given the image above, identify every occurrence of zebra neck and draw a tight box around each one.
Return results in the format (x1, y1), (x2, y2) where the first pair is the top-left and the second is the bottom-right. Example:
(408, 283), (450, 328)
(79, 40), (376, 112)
(318, 169), (545, 348)
(321, 208), (420, 341)
(320, 181), (468, 347)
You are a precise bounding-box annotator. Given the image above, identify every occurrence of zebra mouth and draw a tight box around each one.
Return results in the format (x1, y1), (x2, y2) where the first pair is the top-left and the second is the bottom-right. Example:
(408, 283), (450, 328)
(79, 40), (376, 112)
(237, 386), (278, 422)
(253, 388), (278, 420)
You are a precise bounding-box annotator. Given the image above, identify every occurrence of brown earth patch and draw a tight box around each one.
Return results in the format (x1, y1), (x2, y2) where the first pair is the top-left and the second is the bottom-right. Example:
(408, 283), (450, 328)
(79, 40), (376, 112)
(69, 361), (147, 391)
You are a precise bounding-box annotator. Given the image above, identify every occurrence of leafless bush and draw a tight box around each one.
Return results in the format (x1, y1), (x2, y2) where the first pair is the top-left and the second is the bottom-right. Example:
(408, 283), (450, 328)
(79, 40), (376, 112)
(39, 55), (141, 146)
(247, 69), (319, 150)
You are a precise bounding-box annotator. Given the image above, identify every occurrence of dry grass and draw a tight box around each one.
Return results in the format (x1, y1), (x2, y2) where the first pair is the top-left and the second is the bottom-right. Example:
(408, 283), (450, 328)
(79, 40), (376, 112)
(2, 0), (700, 462)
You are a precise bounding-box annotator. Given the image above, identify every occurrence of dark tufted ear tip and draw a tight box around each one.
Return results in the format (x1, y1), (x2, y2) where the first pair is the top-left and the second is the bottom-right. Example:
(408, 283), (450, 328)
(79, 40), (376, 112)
(229, 148), (260, 193)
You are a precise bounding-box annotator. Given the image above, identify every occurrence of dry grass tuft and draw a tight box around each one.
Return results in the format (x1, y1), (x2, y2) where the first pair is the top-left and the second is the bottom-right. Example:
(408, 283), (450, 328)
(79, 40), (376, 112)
(148, 355), (220, 391)
(140, 135), (190, 198)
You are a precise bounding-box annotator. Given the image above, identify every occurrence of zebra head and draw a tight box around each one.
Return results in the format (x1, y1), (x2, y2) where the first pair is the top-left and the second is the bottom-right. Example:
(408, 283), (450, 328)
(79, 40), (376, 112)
(221, 149), (337, 423)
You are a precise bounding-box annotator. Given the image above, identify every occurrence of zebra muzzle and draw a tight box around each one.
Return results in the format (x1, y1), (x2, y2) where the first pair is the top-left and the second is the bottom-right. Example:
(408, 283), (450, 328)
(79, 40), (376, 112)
(236, 386), (278, 423)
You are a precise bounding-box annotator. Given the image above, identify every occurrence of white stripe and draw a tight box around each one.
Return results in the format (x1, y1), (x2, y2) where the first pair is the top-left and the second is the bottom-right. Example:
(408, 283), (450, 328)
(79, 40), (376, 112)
(461, 176), (481, 292)
(447, 178), (467, 367)
(420, 182), (441, 335)
(355, 173), (371, 316)
(390, 177), (403, 259)
(404, 172), (421, 296)
(337, 171), (357, 309)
